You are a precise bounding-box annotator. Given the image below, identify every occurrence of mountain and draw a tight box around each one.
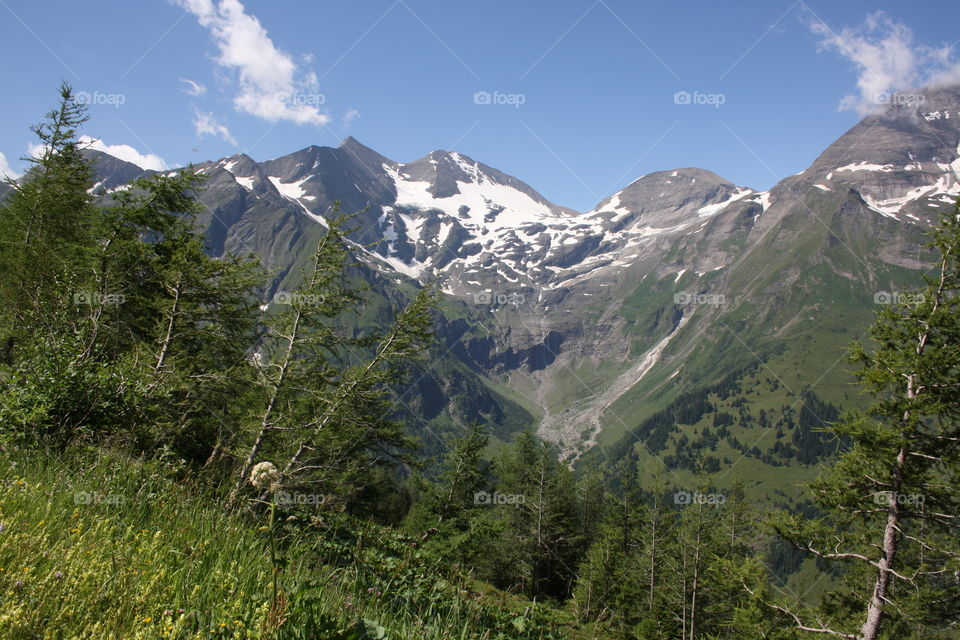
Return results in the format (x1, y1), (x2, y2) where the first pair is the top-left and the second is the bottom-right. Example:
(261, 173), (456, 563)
(575, 84), (960, 485)
(81, 84), (960, 498)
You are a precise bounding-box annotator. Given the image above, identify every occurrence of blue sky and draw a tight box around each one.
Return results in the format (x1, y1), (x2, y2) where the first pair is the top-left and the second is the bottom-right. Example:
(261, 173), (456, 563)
(2, 0), (959, 211)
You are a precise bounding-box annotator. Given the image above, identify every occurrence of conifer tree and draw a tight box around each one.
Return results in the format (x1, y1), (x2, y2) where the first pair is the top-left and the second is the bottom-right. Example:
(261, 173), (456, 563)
(0, 86), (263, 455)
(230, 213), (437, 508)
(764, 203), (960, 639)
(404, 423), (499, 568)
(493, 430), (582, 598)
(0, 83), (94, 363)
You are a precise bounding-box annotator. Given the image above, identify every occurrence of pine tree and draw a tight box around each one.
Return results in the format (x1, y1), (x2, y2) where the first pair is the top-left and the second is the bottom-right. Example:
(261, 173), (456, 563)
(404, 423), (499, 568)
(91, 170), (264, 459)
(493, 431), (582, 599)
(765, 204), (960, 639)
(571, 459), (646, 633)
(410, 422), (491, 529)
(230, 212), (437, 508)
(0, 87), (264, 454)
(0, 83), (94, 363)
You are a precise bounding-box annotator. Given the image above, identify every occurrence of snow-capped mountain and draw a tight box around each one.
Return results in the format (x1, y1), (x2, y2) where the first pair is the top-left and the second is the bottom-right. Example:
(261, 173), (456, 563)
(779, 84), (960, 225)
(180, 136), (770, 315)
(81, 84), (960, 463)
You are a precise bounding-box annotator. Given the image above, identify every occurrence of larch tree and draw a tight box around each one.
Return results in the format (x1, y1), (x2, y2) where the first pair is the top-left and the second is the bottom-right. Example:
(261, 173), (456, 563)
(764, 203), (960, 639)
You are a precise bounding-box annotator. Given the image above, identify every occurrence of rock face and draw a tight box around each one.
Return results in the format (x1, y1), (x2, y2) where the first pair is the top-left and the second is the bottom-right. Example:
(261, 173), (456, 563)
(788, 85), (960, 226)
(80, 84), (960, 461)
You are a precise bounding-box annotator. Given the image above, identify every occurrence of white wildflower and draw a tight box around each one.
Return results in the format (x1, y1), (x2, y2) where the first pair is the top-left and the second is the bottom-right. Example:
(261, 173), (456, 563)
(249, 461), (280, 492)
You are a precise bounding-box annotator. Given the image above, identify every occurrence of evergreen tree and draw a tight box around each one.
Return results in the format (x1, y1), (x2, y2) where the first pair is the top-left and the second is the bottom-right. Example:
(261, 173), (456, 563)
(0, 85), (264, 457)
(0, 83), (94, 363)
(572, 458), (649, 634)
(765, 204), (960, 639)
(492, 431), (582, 599)
(230, 213), (437, 508)
(407, 422), (490, 529)
(95, 171), (263, 459)
(404, 423), (500, 568)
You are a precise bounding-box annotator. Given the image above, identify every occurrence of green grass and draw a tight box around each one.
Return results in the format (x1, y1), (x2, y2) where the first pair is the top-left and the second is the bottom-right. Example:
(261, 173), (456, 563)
(0, 447), (583, 640)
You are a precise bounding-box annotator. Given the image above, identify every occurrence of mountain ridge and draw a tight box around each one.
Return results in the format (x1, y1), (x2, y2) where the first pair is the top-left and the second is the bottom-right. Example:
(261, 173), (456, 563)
(75, 84), (960, 479)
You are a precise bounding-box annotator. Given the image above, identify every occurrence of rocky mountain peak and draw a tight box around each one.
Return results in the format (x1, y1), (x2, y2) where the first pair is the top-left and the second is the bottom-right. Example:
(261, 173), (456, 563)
(587, 167), (754, 234)
(797, 83), (960, 224)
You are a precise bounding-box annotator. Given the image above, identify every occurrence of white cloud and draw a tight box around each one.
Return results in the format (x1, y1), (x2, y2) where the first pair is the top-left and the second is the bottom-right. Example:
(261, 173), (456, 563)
(27, 142), (47, 159)
(342, 108), (360, 128)
(78, 136), (169, 171)
(193, 109), (238, 146)
(180, 78), (208, 96)
(0, 152), (21, 180)
(173, 0), (329, 126)
(810, 12), (960, 115)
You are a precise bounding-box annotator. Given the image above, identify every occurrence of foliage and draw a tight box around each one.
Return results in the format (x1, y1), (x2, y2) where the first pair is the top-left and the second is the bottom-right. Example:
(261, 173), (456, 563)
(765, 203), (960, 639)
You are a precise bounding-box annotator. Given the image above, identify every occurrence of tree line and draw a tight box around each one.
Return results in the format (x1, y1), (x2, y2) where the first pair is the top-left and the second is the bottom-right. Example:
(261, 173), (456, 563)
(2, 85), (958, 639)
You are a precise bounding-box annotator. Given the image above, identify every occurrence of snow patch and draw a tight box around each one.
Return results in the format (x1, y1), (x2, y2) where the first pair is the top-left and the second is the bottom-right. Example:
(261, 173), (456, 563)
(834, 162), (897, 174)
(268, 175), (309, 199)
(268, 175), (327, 227)
(697, 188), (754, 217)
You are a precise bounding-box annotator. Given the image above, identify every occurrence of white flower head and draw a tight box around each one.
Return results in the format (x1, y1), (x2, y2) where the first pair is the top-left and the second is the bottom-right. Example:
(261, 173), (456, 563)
(249, 461), (280, 492)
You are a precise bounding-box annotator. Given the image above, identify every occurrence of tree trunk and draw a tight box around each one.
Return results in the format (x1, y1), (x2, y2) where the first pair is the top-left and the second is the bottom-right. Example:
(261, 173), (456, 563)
(860, 357), (919, 638)
(154, 277), (182, 374)
(689, 500), (703, 640)
(859, 446), (905, 640)
(648, 499), (659, 611)
(228, 307), (302, 507)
